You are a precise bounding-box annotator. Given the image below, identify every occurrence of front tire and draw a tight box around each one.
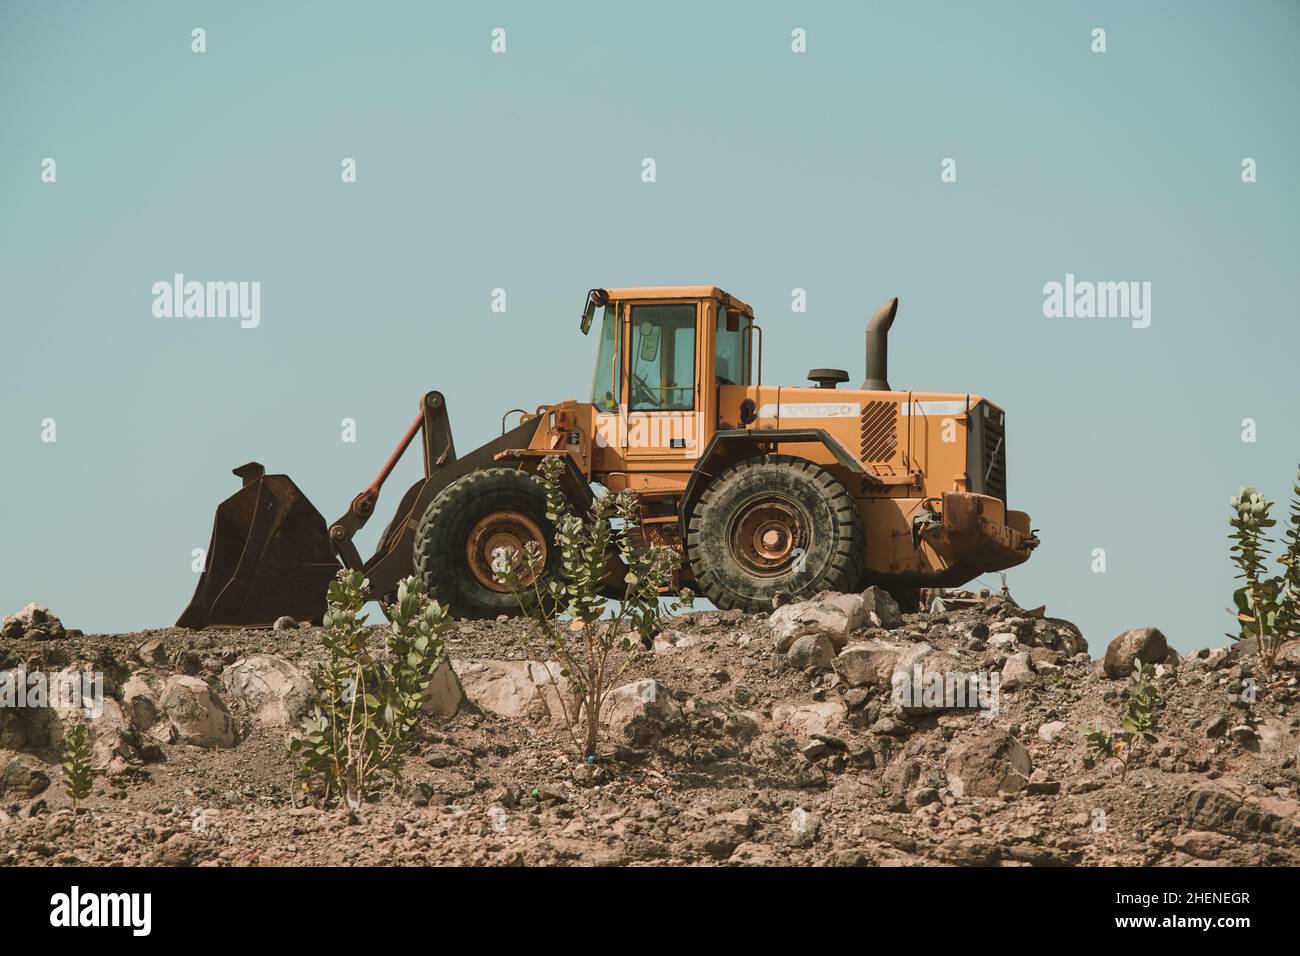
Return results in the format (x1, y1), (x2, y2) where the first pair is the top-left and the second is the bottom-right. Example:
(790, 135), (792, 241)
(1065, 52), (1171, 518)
(413, 468), (556, 618)
(686, 455), (863, 612)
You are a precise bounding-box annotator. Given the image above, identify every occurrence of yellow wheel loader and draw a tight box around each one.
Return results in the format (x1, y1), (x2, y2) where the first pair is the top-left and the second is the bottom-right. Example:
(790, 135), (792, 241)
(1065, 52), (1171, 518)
(178, 286), (1038, 628)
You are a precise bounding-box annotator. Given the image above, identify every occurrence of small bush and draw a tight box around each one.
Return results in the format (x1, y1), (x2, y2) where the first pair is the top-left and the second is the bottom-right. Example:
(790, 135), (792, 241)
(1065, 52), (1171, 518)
(289, 571), (449, 808)
(1228, 470), (1300, 675)
(493, 454), (684, 758)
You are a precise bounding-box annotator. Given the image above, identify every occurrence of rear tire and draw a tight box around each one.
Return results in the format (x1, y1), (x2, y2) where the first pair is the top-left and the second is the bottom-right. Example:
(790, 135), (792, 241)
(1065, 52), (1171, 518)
(686, 455), (863, 612)
(413, 468), (556, 619)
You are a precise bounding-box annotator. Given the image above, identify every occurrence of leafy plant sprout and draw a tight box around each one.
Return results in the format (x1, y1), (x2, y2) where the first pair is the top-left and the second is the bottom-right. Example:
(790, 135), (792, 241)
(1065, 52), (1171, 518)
(1084, 661), (1162, 777)
(493, 454), (685, 759)
(61, 722), (93, 831)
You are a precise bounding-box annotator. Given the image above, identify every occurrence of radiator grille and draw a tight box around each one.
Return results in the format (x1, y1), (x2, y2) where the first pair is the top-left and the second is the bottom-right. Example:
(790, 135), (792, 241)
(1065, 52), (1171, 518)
(980, 405), (1007, 501)
(859, 400), (898, 463)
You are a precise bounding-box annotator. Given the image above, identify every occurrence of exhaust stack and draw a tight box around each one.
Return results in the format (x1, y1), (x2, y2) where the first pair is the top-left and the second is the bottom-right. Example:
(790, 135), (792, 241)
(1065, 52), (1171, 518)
(862, 297), (898, 391)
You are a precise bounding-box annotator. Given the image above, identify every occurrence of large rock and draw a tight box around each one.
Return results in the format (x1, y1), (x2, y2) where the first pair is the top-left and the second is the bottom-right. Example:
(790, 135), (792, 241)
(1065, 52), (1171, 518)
(1001, 652), (1035, 691)
(836, 641), (931, 688)
(136, 639), (169, 666)
(600, 679), (683, 745)
(772, 698), (847, 736)
(892, 649), (965, 714)
(769, 587), (903, 654)
(420, 656), (464, 719)
(836, 642), (899, 687)
(161, 676), (237, 747)
(1103, 627), (1168, 679)
(80, 700), (136, 771)
(1029, 618), (1088, 657)
(1, 603), (66, 640)
(769, 592), (868, 652)
(0, 751), (50, 797)
(122, 671), (171, 744)
(1276, 641), (1300, 668)
(451, 659), (573, 723)
(1183, 781), (1300, 846)
(786, 633), (835, 670)
(221, 654), (316, 728)
(945, 729), (1032, 798)
(860, 586), (902, 629)
(0, 669), (63, 752)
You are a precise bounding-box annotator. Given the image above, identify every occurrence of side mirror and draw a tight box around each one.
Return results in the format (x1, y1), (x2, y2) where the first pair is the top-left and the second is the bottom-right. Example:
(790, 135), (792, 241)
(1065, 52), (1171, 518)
(579, 288), (608, 335)
(725, 310), (741, 333)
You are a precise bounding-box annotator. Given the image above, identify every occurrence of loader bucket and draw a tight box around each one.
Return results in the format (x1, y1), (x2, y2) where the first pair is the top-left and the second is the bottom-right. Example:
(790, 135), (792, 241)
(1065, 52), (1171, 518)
(177, 462), (341, 629)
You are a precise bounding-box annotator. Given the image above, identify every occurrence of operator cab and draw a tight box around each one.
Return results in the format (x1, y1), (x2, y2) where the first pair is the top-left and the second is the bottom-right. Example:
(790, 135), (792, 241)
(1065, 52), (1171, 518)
(581, 286), (755, 469)
(583, 286), (754, 412)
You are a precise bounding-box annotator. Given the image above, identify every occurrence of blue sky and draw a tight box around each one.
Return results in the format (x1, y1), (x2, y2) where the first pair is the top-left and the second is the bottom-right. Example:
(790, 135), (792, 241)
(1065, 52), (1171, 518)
(2, 1), (1298, 651)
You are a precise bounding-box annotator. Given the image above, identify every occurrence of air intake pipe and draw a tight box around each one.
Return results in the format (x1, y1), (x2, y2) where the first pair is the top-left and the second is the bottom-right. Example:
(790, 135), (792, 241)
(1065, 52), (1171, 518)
(862, 296), (898, 391)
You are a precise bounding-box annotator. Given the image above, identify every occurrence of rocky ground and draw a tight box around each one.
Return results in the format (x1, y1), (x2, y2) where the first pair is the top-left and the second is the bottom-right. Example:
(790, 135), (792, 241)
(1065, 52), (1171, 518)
(2, 592), (1299, 867)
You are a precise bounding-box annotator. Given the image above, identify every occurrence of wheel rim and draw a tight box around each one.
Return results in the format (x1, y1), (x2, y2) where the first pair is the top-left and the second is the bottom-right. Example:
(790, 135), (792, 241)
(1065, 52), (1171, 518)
(726, 494), (810, 578)
(465, 510), (547, 592)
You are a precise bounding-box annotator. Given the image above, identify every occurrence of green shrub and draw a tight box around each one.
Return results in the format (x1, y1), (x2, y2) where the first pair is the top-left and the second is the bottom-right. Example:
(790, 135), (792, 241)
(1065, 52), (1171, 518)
(1228, 469), (1300, 675)
(493, 454), (684, 758)
(1275, 471), (1300, 650)
(289, 571), (449, 807)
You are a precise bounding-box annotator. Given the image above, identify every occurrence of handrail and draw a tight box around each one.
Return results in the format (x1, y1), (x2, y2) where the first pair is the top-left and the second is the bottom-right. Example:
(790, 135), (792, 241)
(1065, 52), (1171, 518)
(745, 321), (764, 390)
(501, 408), (529, 434)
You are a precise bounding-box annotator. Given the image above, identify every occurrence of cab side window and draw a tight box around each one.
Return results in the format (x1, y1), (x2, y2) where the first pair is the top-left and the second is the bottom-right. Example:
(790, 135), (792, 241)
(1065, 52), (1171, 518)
(715, 309), (750, 386)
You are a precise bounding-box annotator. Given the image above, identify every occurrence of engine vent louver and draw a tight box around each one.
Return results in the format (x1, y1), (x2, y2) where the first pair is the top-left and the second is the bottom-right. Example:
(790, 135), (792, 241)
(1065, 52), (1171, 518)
(983, 411), (1007, 501)
(859, 400), (898, 463)
(968, 402), (1008, 502)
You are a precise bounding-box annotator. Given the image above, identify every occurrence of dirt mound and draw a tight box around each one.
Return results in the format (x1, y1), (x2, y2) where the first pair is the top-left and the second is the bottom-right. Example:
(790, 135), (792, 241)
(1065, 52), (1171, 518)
(2, 594), (1298, 867)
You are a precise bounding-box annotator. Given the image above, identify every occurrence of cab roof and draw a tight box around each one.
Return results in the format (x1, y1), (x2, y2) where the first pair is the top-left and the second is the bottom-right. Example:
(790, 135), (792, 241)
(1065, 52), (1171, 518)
(604, 286), (754, 317)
